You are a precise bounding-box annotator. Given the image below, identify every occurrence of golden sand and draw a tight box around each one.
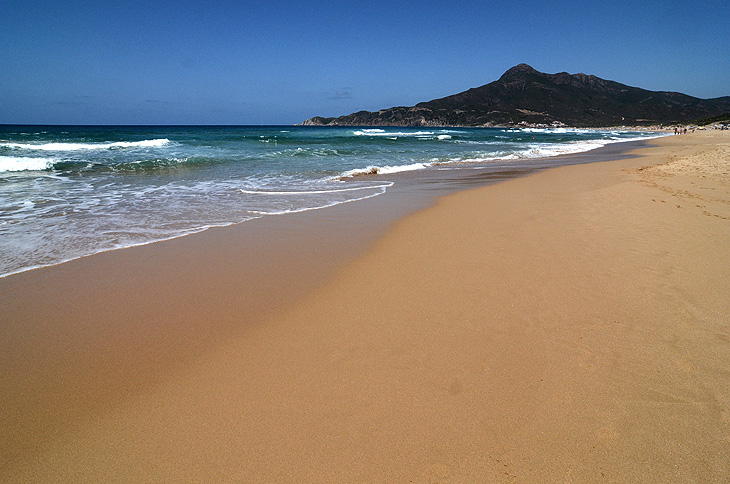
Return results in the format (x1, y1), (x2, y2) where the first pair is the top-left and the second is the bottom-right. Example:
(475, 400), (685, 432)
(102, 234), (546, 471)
(2, 131), (729, 482)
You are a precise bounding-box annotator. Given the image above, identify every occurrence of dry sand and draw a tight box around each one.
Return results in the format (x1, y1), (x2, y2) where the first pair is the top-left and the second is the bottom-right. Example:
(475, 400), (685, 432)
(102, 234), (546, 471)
(2, 131), (729, 483)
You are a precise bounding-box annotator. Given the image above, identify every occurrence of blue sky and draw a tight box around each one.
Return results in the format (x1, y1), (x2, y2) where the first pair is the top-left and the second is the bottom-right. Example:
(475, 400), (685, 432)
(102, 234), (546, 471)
(2, 0), (728, 125)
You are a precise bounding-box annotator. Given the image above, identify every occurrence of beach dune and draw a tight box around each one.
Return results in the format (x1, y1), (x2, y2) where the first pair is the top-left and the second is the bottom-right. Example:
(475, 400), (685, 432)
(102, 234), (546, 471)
(2, 131), (729, 482)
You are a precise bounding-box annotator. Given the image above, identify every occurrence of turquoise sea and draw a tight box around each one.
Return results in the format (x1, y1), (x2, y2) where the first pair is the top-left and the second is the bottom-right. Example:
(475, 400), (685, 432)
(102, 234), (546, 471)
(0, 125), (665, 277)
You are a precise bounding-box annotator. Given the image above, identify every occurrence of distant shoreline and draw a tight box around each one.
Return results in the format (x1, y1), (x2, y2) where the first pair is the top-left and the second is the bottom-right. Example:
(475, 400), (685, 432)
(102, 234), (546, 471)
(298, 121), (674, 130)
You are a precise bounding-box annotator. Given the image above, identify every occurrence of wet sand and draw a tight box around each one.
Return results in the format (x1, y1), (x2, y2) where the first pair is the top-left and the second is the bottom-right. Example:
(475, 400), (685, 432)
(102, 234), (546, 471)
(2, 131), (729, 482)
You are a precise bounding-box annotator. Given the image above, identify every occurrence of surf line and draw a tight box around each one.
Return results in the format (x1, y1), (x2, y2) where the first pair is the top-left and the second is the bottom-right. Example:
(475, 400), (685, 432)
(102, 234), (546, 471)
(240, 182), (393, 195)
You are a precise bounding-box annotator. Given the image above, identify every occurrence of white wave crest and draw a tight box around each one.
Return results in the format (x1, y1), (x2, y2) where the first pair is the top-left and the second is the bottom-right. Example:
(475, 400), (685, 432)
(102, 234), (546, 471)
(520, 128), (592, 134)
(0, 156), (55, 172)
(353, 130), (434, 137)
(4, 138), (171, 151)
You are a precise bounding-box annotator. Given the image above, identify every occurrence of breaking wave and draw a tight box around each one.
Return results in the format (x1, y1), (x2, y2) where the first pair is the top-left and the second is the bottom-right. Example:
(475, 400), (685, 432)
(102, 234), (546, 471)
(339, 133), (668, 178)
(353, 130), (435, 137)
(340, 162), (433, 177)
(0, 156), (56, 172)
(3, 138), (171, 151)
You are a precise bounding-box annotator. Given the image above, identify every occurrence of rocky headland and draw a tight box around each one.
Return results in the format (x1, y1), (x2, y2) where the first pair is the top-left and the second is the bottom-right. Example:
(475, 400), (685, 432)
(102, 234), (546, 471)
(303, 64), (730, 128)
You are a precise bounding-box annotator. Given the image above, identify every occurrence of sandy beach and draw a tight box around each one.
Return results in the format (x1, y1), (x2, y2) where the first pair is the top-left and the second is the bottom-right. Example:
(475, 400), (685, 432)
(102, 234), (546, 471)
(2, 130), (729, 482)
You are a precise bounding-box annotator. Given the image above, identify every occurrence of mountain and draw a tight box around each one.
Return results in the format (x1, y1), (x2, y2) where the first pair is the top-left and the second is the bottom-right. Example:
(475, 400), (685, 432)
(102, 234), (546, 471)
(303, 64), (730, 127)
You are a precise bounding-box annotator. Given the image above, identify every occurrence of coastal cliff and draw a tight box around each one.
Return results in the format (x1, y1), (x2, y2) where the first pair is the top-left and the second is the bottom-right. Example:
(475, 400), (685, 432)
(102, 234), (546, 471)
(303, 64), (730, 127)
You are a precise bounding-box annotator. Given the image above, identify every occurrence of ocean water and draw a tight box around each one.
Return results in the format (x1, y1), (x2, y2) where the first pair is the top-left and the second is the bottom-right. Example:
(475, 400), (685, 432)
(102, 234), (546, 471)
(0, 125), (664, 277)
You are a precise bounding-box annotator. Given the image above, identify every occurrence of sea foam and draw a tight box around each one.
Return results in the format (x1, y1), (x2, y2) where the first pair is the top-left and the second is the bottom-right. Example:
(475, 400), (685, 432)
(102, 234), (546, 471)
(340, 162), (433, 177)
(240, 183), (393, 195)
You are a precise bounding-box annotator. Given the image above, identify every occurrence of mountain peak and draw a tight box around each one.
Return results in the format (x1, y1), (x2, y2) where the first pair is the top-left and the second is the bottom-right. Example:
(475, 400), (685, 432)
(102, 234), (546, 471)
(501, 64), (540, 78)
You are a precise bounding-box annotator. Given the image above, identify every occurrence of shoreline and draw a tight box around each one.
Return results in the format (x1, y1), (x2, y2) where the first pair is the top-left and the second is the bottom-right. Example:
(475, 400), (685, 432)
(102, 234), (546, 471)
(0, 132), (664, 280)
(2, 131), (729, 481)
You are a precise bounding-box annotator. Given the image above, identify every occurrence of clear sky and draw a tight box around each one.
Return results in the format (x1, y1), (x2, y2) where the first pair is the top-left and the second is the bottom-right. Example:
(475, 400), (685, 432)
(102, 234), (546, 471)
(2, 0), (728, 125)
